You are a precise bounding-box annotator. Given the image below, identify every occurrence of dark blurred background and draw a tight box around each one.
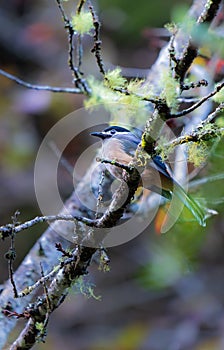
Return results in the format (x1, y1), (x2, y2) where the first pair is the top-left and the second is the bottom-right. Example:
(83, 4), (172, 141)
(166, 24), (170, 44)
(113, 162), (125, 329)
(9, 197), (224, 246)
(1, 0), (224, 349)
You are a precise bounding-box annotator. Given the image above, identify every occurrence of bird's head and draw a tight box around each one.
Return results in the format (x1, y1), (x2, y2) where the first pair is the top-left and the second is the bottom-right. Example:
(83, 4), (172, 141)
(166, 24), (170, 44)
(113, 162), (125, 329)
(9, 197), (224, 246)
(90, 126), (131, 140)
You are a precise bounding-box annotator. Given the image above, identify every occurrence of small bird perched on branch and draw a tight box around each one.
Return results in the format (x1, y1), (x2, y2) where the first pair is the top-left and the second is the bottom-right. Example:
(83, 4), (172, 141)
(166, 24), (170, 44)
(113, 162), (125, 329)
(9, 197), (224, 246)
(91, 125), (206, 227)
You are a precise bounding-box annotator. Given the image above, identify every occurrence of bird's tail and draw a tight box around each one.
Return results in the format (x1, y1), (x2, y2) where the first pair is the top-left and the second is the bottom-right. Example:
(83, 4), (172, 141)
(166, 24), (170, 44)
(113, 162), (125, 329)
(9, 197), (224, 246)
(174, 182), (206, 227)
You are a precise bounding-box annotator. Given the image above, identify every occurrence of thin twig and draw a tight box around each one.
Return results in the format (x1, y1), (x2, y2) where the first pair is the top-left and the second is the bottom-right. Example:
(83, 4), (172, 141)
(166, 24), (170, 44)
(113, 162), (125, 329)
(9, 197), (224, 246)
(40, 262), (52, 313)
(97, 157), (134, 173)
(7, 211), (20, 298)
(17, 264), (61, 298)
(89, 0), (106, 75)
(181, 79), (208, 92)
(55, 0), (75, 72)
(0, 214), (95, 239)
(168, 27), (179, 73)
(55, 0), (90, 94)
(77, 0), (86, 14)
(95, 170), (105, 220)
(75, 1), (85, 75)
(177, 97), (200, 103)
(0, 69), (83, 94)
(189, 172), (224, 188)
(201, 102), (224, 125)
(76, 34), (83, 74)
(56, 0), (77, 76)
(172, 81), (224, 117)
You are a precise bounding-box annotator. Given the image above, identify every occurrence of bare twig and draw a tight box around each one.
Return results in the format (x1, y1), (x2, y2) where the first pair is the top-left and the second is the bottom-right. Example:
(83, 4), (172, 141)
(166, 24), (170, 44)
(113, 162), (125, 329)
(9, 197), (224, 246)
(201, 102), (224, 126)
(55, 0), (76, 74)
(0, 69), (83, 94)
(77, 0), (86, 14)
(76, 0), (86, 73)
(17, 264), (61, 298)
(171, 81), (224, 118)
(89, 0), (106, 75)
(180, 79), (208, 92)
(55, 0), (90, 94)
(6, 211), (20, 298)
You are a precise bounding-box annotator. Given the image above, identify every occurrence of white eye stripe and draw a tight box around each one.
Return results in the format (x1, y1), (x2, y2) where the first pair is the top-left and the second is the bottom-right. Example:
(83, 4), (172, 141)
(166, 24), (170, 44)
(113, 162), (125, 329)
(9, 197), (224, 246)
(110, 131), (129, 135)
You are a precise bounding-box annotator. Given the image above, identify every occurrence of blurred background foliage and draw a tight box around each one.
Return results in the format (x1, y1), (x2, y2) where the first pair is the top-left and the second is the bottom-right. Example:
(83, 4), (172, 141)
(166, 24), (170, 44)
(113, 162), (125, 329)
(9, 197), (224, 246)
(0, 0), (224, 349)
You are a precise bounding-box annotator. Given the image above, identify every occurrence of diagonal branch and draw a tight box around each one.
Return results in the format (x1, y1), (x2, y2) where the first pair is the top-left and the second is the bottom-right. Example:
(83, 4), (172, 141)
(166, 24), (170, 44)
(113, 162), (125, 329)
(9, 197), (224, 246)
(174, 0), (222, 81)
(157, 103), (224, 150)
(171, 81), (224, 118)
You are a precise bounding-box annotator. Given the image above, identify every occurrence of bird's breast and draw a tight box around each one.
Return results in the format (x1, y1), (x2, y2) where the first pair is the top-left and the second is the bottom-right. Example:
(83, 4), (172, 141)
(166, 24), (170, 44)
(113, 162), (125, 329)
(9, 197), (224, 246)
(102, 139), (133, 179)
(101, 139), (174, 192)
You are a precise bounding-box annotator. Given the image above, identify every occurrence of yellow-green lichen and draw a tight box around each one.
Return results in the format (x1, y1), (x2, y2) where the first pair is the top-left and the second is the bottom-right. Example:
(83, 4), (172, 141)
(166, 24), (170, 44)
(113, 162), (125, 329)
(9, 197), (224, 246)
(188, 142), (208, 167)
(160, 70), (179, 111)
(104, 68), (127, 89)
(212, 84), (224, 103)
(71, 11), (94, 35)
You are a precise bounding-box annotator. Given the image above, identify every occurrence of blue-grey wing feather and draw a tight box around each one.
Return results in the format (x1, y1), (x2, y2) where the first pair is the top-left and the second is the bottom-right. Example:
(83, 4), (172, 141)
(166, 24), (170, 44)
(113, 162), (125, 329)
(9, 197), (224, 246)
(151, 156), (173, 179)
(115, 133), (140, 157)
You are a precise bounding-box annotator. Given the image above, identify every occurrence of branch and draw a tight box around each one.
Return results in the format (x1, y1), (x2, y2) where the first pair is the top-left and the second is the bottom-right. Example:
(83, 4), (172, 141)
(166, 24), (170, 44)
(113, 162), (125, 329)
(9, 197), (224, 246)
(89, 0), (106, 75)
(0, 225), (69, 349)
(10, 245), (96, 349)
(158, 103), (224, 149)
(171, 81), (224, 118)
(165, 126), (223, 149)
(97, 157), (134, 173)
(0, 69), (83, 94)
(197, 0), (221, 23)
(0, 214), (95, 240)
(175, 0), (222, 81)
(55, 0), (91, 94)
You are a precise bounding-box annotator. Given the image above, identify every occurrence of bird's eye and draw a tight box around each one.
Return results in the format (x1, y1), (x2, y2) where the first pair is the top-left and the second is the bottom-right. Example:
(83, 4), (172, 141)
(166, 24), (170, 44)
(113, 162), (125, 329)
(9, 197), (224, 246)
(110, 129), (116, 135)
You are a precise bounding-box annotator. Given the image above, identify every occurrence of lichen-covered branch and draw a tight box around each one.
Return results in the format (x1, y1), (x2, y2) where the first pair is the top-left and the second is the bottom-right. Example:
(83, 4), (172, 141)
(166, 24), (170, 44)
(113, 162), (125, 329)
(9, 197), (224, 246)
(175, 0), (222, 81)
(10, 245), (96, 349)
(0, 214), (95, 240)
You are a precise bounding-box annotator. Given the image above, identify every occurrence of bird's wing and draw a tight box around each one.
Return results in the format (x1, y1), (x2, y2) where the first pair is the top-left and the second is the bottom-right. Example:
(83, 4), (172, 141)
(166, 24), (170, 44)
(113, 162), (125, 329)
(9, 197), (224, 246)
(116, 133), (140, 158)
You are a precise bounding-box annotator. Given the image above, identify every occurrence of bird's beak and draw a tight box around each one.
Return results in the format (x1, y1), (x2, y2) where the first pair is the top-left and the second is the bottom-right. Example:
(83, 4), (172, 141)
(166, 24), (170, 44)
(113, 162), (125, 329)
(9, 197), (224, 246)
(90, 131), (109, 139)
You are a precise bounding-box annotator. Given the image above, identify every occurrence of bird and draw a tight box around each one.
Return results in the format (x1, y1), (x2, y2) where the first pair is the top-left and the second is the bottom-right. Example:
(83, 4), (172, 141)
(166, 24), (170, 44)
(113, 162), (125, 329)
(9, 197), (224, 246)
(91, 125), (206, 226)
